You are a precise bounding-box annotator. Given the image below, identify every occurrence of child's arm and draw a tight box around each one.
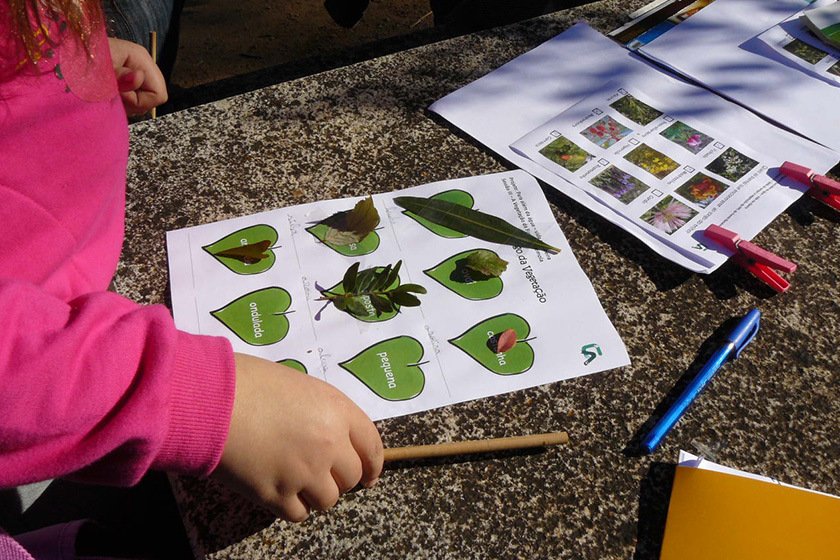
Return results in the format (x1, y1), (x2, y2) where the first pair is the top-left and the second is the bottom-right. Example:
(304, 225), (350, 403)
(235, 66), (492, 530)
(214, 354), (383, 522)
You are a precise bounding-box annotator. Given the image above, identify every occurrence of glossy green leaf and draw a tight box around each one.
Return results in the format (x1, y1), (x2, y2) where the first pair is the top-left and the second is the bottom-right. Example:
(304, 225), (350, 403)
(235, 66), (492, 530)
(465, 249), (508, 278)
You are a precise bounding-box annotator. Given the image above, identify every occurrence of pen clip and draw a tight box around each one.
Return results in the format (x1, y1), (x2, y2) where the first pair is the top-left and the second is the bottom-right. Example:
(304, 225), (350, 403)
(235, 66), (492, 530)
(732, 314), (760, 359)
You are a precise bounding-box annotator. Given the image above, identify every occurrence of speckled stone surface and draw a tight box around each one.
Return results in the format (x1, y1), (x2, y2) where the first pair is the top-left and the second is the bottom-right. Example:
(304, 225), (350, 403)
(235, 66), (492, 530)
(123, 3), (840, 559)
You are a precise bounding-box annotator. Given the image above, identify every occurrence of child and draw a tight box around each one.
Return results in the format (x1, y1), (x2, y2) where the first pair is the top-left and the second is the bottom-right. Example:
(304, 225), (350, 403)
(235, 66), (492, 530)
(0, 0), (383, 555)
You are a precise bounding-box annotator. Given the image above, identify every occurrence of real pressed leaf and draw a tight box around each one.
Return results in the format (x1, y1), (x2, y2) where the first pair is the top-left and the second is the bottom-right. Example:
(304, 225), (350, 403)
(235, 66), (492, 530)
(369, 293), (393, 315)
(495, 329), (518, 353)
(465, 250), (508, 278)
(213, 240), (272, 262)
(342, 261), (360, 293)
(345, 296), (370, 317)
(393, 196), (560, 254)
(389, 291), (421, 307)
(321, 197), (380, 246)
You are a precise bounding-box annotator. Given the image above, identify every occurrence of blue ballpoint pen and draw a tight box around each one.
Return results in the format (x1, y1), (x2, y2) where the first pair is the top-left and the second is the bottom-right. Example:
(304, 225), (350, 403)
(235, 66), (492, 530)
(641, 309), (762, 454)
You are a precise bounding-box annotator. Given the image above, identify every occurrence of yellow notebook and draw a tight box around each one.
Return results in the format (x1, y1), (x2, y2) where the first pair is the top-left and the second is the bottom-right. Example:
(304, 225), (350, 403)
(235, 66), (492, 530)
(660, 462), (840, 559)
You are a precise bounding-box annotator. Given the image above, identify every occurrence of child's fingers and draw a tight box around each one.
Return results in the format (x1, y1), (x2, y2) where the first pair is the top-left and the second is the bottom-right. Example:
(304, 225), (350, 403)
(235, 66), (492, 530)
(349, 416), (384, 487)
(299, 478), (341, 512)
(279, 495), (311, 523)
(330, 452), (364, 493)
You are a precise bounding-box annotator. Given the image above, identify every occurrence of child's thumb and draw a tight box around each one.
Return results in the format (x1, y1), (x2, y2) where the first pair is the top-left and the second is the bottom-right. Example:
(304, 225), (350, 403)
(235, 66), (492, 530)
(116, 68), (145, 92)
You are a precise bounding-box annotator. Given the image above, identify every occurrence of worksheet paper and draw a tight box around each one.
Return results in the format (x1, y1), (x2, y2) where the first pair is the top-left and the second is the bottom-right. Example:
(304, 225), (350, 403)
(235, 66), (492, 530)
(166, 171), (629, 421)
(510, 84), (798, 270)
(428, 22), (839, 273)
(757, 0), (840, 86)
(638, 0), (840, 151)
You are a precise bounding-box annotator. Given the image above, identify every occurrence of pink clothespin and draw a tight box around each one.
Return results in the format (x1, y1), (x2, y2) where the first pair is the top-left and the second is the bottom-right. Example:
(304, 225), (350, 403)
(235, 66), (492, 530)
(704, 224), (797, 293)
(780, 161), (840, 211)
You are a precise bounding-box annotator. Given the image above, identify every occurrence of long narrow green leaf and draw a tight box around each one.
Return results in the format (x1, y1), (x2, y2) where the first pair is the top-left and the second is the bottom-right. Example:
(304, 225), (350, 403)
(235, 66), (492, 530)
(393, 196), (560, 253)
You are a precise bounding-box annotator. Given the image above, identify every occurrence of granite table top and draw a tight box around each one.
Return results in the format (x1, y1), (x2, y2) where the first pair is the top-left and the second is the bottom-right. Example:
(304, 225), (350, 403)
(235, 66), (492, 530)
(123, 2), (840, 558)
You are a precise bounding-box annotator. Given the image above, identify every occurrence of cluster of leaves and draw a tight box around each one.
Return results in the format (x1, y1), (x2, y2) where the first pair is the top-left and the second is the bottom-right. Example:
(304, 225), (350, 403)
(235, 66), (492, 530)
(319, 260), (427, 317)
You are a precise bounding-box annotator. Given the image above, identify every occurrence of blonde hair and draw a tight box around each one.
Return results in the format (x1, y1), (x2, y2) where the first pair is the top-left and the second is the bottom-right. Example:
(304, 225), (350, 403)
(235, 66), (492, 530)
(7, 0), (103, 65)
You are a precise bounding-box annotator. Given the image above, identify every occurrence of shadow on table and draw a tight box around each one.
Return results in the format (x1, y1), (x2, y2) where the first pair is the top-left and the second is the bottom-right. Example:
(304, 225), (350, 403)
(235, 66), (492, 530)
(632, 461), (676, 560)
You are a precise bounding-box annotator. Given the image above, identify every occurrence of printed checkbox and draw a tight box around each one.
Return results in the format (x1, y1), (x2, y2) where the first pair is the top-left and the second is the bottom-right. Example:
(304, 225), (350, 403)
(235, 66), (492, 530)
(629, 138), (640, 145)
(618, 88), (628, 95)
(684, 166), (695, 173)
(551, 130), (561, 138)
(598, 158), (609, 166)
(714, 142), (725, 149)
(663, 115), (674, 122)
(593, 108), (603, 115)
(652, 189), (664, 197)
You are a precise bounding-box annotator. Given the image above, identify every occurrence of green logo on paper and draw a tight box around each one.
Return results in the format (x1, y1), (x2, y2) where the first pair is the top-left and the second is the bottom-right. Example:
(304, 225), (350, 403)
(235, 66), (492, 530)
(449, 313), (535, 375)
(581, 343), (602, 365)
(423, 249), (504, 300)
(211, 287), (293, 346)
(339, 336), (426, 401)
(402, 189), (474, 238)
(202, 224), (279, 275)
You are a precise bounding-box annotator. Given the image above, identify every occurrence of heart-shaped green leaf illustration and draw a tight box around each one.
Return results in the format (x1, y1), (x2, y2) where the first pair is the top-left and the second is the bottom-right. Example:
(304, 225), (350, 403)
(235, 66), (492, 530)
(424, 249), (504, 300)
(449, 313), (534, 375)
(324, 266), (401, 322)
(211, 287), (293, 346)
(402, 189), (474, 238)
(203, 224), (279, 275)
(339, 336), (426, 401)
(276, 358), (307, 373)
(306, 224), (381, 256)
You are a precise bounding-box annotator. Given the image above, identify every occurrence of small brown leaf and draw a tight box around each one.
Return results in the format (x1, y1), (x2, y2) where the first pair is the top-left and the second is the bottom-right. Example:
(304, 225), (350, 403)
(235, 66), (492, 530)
(495, 329), (518, 353)
(213, 240), (271, 263)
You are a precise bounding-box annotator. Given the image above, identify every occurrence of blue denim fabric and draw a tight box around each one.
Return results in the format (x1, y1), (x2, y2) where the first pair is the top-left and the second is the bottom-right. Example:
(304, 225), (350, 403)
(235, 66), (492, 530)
(101, 0), (184, 80)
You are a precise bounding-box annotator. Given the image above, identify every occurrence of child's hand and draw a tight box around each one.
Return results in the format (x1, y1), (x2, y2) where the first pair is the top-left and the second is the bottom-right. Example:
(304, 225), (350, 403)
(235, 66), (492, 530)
(107, 38), (168, 116)
(212, 353), (383, 522)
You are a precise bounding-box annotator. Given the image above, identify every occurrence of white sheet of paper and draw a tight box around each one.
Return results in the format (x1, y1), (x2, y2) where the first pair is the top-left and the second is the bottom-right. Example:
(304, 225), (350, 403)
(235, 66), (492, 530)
(677, 451), (840, 500)
(428, 22), (838, 274)
(510, 83), (808, 271)
(756, 0), (840, 86)
(166, 170), (629, 421)
(639, 0), (840, 151)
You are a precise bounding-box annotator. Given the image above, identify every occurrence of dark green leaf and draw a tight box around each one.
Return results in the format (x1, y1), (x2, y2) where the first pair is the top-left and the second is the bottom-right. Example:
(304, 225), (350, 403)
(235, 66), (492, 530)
(342, 262), (360, 293)
(384, 260), (402, 289)
(356, 267), (377, 292)
(389, 291), (421, 307)
(333, 298), (348, 311)
(345, 296), (370, 317)
(393, 196), (560, 254)
(393, 283), (427, 294)
(369, 293), (393, 315)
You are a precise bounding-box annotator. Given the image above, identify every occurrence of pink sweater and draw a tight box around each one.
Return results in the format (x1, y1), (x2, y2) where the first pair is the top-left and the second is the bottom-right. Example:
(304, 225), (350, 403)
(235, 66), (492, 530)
(0, 4), (236, 556)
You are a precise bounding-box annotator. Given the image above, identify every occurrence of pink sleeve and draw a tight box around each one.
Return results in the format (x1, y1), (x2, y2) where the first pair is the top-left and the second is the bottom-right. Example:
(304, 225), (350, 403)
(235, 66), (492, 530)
(0, 279), (236, 487)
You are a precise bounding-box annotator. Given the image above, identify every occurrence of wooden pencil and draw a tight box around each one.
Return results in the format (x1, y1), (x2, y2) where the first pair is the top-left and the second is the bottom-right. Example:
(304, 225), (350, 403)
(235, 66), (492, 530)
(149, 31), (157, 119)
(383, 431), (569, 462)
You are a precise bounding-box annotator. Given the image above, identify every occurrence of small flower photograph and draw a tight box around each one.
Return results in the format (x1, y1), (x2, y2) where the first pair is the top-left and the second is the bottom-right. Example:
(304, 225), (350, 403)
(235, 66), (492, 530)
(579, 116), (633, 149)
(705, 147), (759, 182)
(659, 121), (714, 154)
(589, 165), (652, 204)
(782, 39), (829, 65)
(623, 143), (680, 179)
(538, 135), (594, 172)
(640, 196), (697, 235)
(609, 94), (663, 126)
(675, 172), (729, 208)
